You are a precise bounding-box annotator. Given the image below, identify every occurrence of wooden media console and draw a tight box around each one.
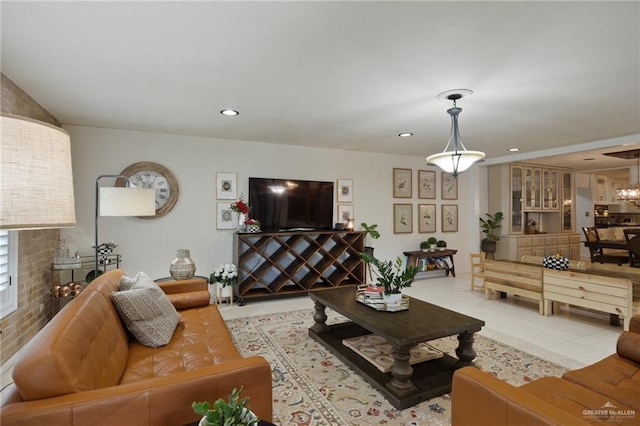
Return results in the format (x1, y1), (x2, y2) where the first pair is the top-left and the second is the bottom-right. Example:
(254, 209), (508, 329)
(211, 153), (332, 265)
(234, 230), (365, 302)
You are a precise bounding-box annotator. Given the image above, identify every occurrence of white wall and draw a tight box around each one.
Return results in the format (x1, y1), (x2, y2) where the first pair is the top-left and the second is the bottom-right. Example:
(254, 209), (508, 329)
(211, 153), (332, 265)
(61, 125), (481, 280)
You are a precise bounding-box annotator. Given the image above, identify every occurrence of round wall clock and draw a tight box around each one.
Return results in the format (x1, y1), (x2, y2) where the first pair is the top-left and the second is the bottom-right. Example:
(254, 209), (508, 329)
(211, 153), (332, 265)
(115, 161), (179, 218)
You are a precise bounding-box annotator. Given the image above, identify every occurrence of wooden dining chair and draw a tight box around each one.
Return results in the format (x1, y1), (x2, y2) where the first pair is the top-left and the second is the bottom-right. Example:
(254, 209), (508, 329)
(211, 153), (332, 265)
(470, 252), (486, 291)
(582, 226), (628, 265)
(623, 228), (640, 267)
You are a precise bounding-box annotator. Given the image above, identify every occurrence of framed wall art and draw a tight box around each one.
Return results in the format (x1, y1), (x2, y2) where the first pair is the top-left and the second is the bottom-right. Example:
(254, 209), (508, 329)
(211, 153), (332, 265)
(441, 172), (458, 200)
(216, 172), (238, 200)
(418, 170), (436, 199)
(393, 168), (412, 198)
(216, 202), (237, 229)
(337, 204), (354, 224)
(442, 204), (458, 232)
(418, 204), (436, 233)
(393, 203), (412, 234)
(337, 179), (353, 203)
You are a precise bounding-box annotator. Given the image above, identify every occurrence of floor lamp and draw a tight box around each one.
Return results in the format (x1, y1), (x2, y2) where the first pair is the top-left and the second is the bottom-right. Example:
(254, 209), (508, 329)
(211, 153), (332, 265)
(94, 175), (155, 276)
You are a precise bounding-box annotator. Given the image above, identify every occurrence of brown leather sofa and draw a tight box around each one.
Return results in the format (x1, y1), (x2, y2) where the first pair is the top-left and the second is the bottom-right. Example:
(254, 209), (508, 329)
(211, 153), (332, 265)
(1, 269), (272, 426)
(451, 316), (640, 425)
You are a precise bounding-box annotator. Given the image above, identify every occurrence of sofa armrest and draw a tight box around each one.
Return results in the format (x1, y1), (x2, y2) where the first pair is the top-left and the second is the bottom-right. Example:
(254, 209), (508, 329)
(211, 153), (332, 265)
(1, 356), (272, 426)
(452, 367), (589, 426)
(157, 278), (210, 309)
(628, 315), (640, 333)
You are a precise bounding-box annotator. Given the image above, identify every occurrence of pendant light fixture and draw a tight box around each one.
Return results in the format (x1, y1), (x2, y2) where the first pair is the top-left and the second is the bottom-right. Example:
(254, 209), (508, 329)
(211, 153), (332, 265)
(615, 150), (640, 205)
(426, 89), (485, 177)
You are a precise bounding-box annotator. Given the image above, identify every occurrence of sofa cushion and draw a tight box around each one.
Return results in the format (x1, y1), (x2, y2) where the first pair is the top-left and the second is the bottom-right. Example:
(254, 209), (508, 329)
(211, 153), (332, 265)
(112, 273), (181, 348)
(521, 377), (638, 425)
(119, 303), (241, 384)
(12, 270), (129, 401)
(562, 354), (640, 410)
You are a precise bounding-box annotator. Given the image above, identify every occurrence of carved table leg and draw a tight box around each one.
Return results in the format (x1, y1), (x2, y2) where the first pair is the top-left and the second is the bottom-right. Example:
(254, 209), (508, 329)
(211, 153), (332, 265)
(455, 332), (477, 366)
(385, 344), (418, 397)
(310, 301), (329, 334)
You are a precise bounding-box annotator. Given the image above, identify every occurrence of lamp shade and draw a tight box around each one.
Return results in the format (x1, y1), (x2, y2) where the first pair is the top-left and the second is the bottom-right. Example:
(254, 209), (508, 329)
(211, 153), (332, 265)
(99, 187), (156, 217)
(426, 150), (486, 175)
(0, 114), (76, 229)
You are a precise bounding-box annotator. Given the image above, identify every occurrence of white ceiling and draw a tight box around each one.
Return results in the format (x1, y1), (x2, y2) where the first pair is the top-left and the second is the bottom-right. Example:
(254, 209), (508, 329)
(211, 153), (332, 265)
(2, 1), (639, 174)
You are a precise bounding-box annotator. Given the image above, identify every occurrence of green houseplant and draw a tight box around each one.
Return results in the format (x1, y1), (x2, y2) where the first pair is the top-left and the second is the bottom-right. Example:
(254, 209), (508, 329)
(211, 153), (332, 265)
(192, 387), (258, 426)
(360, 252), (418, 296)
(427, 236), (438, 251)
(436, 240), (447, 250)
(479, 211), (504, 254)
(420, 241), (429, 251)
(361, 222), (380, 257)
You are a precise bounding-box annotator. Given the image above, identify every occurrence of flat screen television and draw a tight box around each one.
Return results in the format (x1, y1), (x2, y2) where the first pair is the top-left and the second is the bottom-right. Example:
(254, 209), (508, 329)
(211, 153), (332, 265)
(248, 177), (334, 232)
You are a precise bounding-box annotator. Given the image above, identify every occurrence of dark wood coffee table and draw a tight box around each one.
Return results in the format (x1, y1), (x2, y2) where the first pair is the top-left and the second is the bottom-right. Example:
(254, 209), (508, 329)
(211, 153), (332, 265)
(308, 286), (485, 409)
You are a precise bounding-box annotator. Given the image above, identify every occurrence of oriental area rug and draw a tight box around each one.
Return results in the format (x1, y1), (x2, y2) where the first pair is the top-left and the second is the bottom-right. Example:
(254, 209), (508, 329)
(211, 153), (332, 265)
(225, 309), (571, 426)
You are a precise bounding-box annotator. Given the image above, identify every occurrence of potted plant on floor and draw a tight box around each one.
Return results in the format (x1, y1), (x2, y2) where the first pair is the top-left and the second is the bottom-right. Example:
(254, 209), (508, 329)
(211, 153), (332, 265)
(361, 222), (380, 256)
(360, 252), (418, 306)
(479, 211), (504, 256)
(210, 263), (237, 304)
(192, 387), (258, 426)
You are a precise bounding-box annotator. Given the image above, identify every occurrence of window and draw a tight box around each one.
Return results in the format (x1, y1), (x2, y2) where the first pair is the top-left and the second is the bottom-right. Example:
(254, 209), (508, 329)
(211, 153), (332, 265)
(0, 230), (18, 319)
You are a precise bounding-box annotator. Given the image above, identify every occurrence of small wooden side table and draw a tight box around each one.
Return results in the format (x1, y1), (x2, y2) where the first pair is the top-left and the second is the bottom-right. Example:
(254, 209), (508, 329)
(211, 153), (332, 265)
(403, 249), (458, 277)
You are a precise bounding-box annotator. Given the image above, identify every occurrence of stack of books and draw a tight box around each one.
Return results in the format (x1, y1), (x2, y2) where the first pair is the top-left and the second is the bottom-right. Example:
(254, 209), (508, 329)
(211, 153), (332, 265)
(363, 285), (383, 300)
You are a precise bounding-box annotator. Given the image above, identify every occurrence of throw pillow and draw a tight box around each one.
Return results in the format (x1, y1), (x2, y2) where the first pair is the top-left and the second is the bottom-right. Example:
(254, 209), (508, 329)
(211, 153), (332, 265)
(112, 273), (181, 347)
(119, 271), (156, 291)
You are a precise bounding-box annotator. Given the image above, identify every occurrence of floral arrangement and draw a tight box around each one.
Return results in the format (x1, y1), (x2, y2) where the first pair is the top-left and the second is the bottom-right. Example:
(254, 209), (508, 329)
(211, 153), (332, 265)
(230, 196), (249, 214)
(210, 263), (238, 288)
(245, 218), (261, 226)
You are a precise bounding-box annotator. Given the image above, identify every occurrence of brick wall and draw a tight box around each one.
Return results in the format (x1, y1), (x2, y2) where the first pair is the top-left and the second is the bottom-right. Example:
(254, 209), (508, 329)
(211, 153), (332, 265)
(1, 73), (62, 365)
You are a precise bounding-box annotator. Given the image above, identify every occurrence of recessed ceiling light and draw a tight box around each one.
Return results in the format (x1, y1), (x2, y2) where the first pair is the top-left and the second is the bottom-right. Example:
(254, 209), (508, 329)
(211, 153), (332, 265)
(220, 109), (239, 116)
(508, 147), (520, 152)
(398, 132), (413, 137)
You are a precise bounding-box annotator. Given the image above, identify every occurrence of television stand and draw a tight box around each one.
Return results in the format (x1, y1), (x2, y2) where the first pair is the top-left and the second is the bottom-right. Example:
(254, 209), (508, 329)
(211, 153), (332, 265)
(234, 230), (365, 301)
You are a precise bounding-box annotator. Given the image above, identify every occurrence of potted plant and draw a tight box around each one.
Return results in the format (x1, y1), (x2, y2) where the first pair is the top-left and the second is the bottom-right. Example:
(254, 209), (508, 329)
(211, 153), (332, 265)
(419, 241), (429, 252)
(361, 222), (380, 256)
(360, 252), (418, 306)
(210, 263), (237, 303)
(192, 387), (258, 426)
(479, 211), (504, 255)
(436, 240), (447, 250)
(427, 237), (438, 251)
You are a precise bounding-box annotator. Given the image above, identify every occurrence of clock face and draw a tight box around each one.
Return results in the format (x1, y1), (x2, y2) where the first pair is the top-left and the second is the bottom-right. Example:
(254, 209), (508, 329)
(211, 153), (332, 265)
(116, 162), (179, 218)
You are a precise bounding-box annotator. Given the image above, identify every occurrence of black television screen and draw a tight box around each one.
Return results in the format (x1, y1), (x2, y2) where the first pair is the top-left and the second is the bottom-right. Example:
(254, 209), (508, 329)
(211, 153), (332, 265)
(248, 177), (334, 232)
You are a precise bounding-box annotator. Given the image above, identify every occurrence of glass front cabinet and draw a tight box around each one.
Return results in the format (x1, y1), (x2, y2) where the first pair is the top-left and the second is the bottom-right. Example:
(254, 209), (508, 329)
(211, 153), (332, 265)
(490, 163), (577, 261)
(510, 166), (523, 234)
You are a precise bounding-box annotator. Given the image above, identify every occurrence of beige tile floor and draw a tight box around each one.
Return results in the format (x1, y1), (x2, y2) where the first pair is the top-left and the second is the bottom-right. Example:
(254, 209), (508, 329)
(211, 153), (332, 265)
(219, 271), (623, 368)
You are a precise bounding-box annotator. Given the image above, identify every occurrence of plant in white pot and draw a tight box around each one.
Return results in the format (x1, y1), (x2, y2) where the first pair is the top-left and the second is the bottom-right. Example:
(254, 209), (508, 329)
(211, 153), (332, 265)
(192, 387), (258, 426)
(210, 263), (237, 304)
(427, 237), (438, 251)
(360, 252), (417, 306)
